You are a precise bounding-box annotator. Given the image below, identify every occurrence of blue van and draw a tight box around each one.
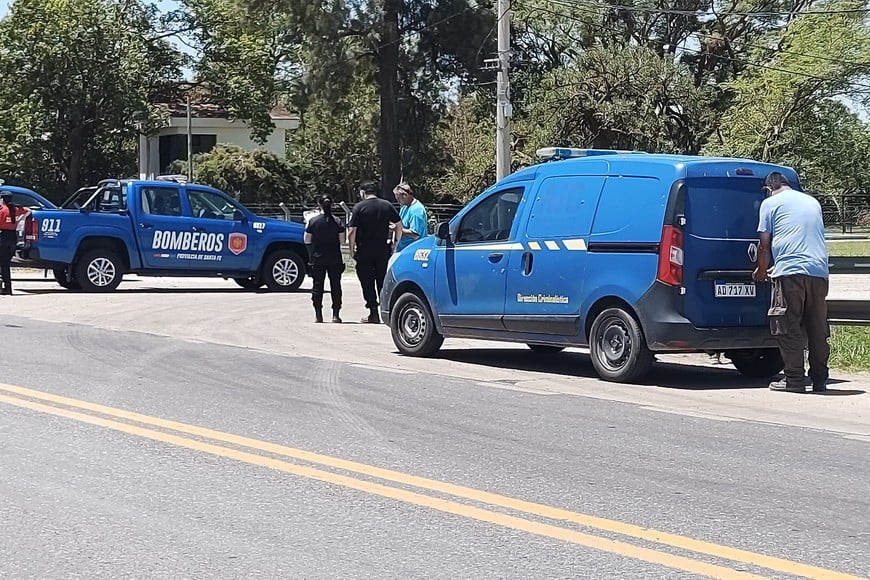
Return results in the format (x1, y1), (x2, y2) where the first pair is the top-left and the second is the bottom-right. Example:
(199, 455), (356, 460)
(380, 149), (793, 383)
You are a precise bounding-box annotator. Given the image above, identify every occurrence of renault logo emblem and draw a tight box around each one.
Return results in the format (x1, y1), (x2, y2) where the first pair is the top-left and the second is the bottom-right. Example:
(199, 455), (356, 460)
(748, 242), (758, 263)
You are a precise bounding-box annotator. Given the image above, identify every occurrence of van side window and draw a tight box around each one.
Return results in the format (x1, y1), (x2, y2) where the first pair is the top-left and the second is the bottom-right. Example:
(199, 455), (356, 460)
(457, 188), (522, 243)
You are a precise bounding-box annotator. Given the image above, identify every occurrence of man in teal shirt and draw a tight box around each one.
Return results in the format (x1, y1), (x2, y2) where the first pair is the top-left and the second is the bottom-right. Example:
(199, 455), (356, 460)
(393, 182), (428, 252)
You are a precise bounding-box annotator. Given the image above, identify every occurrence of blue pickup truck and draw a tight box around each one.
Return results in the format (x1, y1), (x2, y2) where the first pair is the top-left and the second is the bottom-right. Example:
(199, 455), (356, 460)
(19, 177), (309, 292)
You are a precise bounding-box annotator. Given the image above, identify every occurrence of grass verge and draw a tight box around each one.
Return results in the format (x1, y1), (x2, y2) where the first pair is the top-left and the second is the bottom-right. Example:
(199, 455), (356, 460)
(830, 326), (870, 372)
(827, 240), (870, 257)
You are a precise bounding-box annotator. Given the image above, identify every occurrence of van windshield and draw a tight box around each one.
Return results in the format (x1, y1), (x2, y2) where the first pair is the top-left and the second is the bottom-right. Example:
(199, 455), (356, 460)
(685, 177), (765, 239)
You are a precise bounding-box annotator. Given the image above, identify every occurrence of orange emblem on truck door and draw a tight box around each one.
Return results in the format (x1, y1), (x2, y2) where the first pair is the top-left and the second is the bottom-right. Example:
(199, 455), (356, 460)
(228, 232), (247, 255)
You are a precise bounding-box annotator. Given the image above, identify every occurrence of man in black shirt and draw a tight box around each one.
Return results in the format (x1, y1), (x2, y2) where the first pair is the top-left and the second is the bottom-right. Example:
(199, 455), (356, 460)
(347, 180), (403, 323)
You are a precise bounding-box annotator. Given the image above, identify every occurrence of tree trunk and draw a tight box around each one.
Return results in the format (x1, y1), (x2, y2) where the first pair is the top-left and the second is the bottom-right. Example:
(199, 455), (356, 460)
(377, 0), (402, 202)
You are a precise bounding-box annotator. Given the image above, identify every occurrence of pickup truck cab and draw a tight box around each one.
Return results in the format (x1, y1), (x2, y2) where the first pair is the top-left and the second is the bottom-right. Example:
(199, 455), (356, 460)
(381, 149), (793, 383)
(19, 177), (308, 292)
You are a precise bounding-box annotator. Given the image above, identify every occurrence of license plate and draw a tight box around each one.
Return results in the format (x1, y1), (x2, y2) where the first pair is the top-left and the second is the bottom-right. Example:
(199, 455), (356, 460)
(714, 281), (756, 298)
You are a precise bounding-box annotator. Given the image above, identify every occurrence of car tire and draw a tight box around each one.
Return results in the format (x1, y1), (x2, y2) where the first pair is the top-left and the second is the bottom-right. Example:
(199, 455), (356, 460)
(74, 249), (123, 292)
(527, 344), (565, 354)
(262, 250), (306, 291)
(730, 348), (784, 378)
(234, 276), (263, 290)
(589, 307), (654, 383)
(52, 267), (81, 290)
(391, 292), (444, 357)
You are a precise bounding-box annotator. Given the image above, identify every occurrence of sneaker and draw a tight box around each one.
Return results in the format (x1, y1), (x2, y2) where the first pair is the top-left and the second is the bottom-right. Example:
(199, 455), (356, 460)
(811, 381), (827, 392)
(332, 315), (342, 323)
(769, 379), (806, 393)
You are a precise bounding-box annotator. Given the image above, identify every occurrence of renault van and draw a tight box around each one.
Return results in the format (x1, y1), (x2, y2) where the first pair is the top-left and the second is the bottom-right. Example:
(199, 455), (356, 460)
(380, 149), (790, 382)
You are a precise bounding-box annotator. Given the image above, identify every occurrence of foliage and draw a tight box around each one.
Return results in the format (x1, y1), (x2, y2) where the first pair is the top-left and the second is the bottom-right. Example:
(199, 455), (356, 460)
(170, 144), (304, 205)
(516, 46), (716, 157)
(830, 326), (870, 371)
(703, 0), (870, 212)
(0, 0), (183, 195)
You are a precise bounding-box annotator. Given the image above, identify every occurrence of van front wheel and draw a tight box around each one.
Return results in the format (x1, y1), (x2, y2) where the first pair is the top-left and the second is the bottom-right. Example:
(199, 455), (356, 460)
(589, 307), (654, 383)
(729, 348), (784, 378)
(391, 292), (444, 357)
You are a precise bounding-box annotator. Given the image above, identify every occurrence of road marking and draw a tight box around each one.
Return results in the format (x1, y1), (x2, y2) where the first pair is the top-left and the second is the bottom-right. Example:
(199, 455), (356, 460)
(0, 392), (761, 580)
(0, 383), (863, 580)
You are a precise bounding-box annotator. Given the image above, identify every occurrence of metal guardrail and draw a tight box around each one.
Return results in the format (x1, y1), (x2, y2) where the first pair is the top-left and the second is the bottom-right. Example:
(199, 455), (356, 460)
(829, 256), (870, 274)
(827, 300), (870, 325)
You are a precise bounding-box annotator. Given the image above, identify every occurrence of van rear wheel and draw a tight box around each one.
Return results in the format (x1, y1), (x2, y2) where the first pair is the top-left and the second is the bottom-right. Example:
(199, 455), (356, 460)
(589, 307), (654, 383)
(729, 348), (784, 378)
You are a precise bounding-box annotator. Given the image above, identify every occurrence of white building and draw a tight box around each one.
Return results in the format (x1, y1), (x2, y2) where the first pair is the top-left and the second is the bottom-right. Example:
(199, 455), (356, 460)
(138, 98), (299, 178)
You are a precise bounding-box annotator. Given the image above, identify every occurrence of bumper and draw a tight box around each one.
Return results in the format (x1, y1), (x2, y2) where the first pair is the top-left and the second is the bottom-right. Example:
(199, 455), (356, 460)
(379, 269), (399, 326)
(635, 282), (778, 352)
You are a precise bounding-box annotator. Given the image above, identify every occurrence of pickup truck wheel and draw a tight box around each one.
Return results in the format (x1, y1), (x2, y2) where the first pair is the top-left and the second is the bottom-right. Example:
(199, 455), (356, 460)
(729, 348), (784, 378)
(263, 250), (305, 291)
(527, 344), (565, 353)
(233, 277), (263, 290)
(589, 307), (654, 383)
(52, 268), (81, 290)
(391, 292), (444, 357)
(74, 249), (123, 292)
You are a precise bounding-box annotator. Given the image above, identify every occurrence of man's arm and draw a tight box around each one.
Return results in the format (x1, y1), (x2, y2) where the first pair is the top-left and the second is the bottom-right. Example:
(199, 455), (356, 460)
(347, 227), (357, 257)
(753, 232), (772, 281)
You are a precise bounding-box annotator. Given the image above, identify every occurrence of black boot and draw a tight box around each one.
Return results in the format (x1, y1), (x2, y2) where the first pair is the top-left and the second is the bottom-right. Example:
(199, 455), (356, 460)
(332, 307), (342, 323)
(361, 307), (379, 324)
(314, 307), (324, 323)
(1, 283), (11, 296)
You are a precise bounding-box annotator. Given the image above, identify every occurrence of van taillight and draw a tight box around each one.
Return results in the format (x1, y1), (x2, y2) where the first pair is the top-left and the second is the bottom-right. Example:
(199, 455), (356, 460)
(657, 225), (683, 286)
(26, 217), (38, 242)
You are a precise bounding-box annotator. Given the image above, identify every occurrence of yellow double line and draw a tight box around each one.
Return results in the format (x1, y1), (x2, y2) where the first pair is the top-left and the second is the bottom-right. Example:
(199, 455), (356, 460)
(0, 383), (862, 580)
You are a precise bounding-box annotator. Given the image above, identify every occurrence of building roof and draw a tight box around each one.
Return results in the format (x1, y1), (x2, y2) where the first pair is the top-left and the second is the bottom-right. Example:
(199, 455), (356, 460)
(151, 83), (298, 121)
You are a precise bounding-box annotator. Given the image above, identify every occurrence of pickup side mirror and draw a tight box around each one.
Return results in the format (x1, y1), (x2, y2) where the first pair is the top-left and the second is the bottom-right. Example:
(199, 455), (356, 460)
(436, 221), (451, 241)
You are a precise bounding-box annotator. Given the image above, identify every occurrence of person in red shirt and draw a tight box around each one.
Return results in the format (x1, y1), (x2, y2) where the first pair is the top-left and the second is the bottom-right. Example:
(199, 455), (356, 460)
(0, 193), (31, 295)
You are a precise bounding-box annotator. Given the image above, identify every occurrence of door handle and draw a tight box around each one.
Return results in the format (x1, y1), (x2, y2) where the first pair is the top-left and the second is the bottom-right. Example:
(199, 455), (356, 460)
(488, 252), (504, 263)
(522, 251), (533, 275)
(139, 223), (153, 229)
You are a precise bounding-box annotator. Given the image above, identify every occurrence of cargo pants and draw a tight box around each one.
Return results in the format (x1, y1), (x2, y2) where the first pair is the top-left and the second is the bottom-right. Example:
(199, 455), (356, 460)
(769, 274), (830, 387)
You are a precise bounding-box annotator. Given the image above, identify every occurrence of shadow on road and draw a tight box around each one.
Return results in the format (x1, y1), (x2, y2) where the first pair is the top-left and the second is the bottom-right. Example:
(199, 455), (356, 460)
(436, 348), (863, 392)
(17, 287), (313, 295)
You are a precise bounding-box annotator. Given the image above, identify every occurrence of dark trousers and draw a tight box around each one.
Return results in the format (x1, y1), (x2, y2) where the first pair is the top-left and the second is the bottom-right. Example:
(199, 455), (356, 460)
(311, 263), (344, 310)
(769, 275), (830, 386)
(355, 251), (389, 309)
(0, 232), (15, 293)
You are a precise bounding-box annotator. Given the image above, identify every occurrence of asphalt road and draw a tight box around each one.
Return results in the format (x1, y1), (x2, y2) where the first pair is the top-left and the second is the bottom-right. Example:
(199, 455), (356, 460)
(0, 275), (868, 579)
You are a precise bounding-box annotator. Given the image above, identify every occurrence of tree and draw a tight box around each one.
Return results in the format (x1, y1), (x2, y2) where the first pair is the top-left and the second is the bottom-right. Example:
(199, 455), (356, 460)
(705, 0), (870, 192)
(170, 144), (305, 205)
(515, 46), (716, 156)
(180, 0), (494, 200)
(0, 0), (183, 195)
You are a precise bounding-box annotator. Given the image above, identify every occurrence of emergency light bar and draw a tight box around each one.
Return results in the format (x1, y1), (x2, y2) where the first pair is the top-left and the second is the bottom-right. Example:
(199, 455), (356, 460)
(535, 147), (642, 161)
(155, 174), (189, 184)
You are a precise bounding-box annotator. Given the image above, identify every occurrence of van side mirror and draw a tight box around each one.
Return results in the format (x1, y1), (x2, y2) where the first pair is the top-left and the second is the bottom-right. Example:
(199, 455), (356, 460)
(436, 221), (451, 241)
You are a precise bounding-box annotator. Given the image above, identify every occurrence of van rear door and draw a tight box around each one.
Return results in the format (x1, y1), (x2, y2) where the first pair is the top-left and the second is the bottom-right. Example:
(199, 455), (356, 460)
(682, 175), (770, 328)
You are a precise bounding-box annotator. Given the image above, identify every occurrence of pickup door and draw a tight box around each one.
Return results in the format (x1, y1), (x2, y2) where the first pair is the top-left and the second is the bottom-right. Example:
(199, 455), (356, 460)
(136, 185), (254, 272)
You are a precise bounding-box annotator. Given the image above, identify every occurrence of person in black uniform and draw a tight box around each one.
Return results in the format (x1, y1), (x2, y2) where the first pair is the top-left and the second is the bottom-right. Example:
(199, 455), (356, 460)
(347, 180), (403, 323)
(0, 193), (29, 296)
(305, 194), (346, 323)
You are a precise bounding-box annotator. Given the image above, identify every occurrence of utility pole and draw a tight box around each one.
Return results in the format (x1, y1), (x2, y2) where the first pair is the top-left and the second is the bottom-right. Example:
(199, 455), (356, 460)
(495, 0), (512, 181)
(186, 91), (193, 177)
